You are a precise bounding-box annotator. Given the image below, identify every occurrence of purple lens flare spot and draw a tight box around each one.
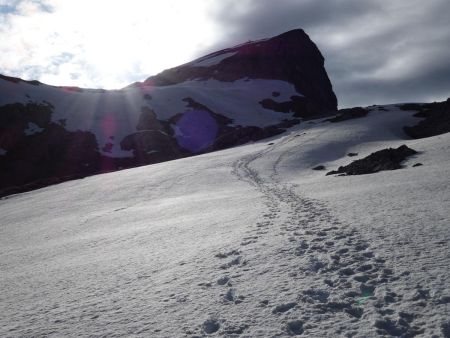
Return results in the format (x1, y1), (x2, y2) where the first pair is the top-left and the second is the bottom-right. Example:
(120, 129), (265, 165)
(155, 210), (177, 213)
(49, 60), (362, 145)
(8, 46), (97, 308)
(176, 110), (218, 153)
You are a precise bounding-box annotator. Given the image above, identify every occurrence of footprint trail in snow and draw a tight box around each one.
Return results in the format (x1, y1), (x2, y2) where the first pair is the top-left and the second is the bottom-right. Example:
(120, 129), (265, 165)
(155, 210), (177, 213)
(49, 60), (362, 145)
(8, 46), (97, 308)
(190, 133), (434, 337)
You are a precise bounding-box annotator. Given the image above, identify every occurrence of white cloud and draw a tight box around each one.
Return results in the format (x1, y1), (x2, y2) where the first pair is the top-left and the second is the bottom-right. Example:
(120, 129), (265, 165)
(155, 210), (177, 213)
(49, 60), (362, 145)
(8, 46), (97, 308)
(0, 0), (218, 88)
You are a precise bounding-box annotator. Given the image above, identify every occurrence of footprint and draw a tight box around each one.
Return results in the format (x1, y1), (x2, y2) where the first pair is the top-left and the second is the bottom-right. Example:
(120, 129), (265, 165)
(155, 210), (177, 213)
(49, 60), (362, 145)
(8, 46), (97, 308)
(374, 318), (408, 337)
(217, 276), (230, 286)
(383, 291), (399, 303)
(241, 239), (257, 246)
(345, 307), (364, 319)
(272, 302), (297, 314)
(215, 250), (239, 259)
(294, 241), (309, 256)
(301, 289), (329, 303)
(353, 274), (370, 283)
(336, 248), (349, 255)
(220, 256), (243, 270)
(308, 258), (327, 273)
(223, 324), (248, 335)
(286, 320), (304, 335)
(223, 288), (236, 302)
(339, 267), (355, 276)
(441, 321), (450, 338)
(410, 287), (430, 301)
(357, 264), (374, 272)
(202, 319), (220, 334)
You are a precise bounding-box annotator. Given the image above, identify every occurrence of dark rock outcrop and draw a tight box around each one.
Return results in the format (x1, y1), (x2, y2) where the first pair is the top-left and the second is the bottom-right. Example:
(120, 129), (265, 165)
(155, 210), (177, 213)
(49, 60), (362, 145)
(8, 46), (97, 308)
(326, 107), (369, 123)
(399, 103), (424, 111)
(0, 103), (102, 197)
(403, 98), (450, 138)
(259, 95), (313, 118)
(121, 130), (184, 163)
(326, 145), (418, 176)
(0, 74), (42, 86)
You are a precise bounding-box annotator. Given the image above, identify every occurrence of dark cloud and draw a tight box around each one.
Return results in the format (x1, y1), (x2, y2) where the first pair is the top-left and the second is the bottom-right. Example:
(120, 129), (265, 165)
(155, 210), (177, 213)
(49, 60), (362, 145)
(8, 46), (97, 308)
(207, 0), (450, 107)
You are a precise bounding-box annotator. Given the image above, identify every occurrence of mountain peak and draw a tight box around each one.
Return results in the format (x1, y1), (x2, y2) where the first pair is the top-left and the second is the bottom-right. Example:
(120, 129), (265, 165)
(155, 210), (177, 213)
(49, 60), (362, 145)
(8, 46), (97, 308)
(144, 29), (336, 116)
(273, 28), (307, 38)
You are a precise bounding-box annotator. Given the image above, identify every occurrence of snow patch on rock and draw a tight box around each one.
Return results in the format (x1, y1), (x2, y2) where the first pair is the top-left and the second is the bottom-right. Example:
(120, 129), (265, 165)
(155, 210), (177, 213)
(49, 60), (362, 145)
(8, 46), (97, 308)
(190, 51), (237, 67)
(24, 122), (44, 136)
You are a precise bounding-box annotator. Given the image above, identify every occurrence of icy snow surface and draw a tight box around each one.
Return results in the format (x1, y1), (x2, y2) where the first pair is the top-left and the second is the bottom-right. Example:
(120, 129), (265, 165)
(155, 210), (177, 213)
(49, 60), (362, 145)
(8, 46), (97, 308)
(190, 52), (238, 67)
(0, 78), (299, 157)
(1, 105), (449, 337)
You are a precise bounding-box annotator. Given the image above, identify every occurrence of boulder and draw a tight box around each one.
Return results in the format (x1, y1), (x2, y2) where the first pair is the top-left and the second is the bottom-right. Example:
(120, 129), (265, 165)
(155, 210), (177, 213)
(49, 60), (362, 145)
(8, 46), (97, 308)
(327, 145), (417, 176)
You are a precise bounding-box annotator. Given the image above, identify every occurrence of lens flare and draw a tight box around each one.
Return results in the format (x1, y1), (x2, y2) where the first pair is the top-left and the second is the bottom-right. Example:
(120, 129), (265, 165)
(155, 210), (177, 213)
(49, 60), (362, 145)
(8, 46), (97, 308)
(175, 110), (218, 153)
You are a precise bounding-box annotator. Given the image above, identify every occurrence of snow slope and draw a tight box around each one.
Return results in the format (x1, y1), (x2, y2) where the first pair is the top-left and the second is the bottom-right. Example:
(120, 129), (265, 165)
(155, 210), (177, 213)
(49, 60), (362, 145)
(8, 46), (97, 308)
(1, 105), (449, 337)
(0, 77), (299, 157)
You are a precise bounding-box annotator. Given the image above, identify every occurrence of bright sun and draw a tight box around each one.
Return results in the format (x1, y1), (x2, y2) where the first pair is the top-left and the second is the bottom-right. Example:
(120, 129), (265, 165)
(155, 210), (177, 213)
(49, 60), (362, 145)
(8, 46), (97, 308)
(0, 0), (219, 89)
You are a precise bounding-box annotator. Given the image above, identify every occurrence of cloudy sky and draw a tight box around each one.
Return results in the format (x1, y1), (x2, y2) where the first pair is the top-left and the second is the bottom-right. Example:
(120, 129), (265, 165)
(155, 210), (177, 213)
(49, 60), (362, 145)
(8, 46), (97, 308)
(1, 0), (449, 107)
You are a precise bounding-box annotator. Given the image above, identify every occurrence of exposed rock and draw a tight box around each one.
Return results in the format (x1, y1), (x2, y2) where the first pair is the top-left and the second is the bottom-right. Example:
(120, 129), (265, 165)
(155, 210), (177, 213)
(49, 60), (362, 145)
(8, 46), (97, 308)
(413, 163), (423, 167)
(312, 165), (326, 170)
(179, 97), (233, 127)
(259, 95), (315, 118)
(211, 125), (285, 151)
(399, 103), (424, 111)
(347, 152), (358, 157)
(120, 130), (185, 163)
(326, 107), (369, 123)
(403, 98), (450, 138)
(0, 74), (42, 86)
(136, 107), (162, 131)
(0, 103), (102, 198)
(326, 145), (418, 176)
(143, 29), (337, 117)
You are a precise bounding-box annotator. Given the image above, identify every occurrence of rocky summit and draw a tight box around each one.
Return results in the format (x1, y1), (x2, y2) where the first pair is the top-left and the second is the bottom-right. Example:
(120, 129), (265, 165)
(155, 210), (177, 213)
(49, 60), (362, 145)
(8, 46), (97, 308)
(0, 29), (337, 197)
(142, 29), (337, 117)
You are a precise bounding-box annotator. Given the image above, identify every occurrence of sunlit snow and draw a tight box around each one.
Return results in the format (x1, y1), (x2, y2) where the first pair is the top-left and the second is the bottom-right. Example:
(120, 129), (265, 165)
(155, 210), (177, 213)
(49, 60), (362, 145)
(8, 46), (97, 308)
(0, 78), (300, 157)
(1, 105), (449, 337)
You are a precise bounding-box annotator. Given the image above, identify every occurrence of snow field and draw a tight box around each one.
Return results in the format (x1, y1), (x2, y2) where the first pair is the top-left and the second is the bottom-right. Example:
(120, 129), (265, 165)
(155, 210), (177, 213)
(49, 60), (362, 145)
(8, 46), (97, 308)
(1, 105), (449, 337)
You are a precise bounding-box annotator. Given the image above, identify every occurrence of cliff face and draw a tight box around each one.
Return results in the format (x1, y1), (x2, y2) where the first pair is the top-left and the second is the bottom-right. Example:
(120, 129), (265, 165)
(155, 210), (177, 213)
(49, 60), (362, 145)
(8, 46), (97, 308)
(0, 29), (337, 197)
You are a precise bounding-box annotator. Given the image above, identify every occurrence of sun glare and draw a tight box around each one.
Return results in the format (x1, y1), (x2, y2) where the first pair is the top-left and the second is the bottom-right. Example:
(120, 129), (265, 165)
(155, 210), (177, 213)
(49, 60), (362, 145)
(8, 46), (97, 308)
(0, 0), (218, 89)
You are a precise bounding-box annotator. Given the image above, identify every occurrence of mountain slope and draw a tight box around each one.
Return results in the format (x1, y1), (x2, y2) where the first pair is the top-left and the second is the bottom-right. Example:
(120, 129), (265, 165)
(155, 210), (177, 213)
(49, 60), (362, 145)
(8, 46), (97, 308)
(1, 104), (449, 337)
(0, 29), (337, 197)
